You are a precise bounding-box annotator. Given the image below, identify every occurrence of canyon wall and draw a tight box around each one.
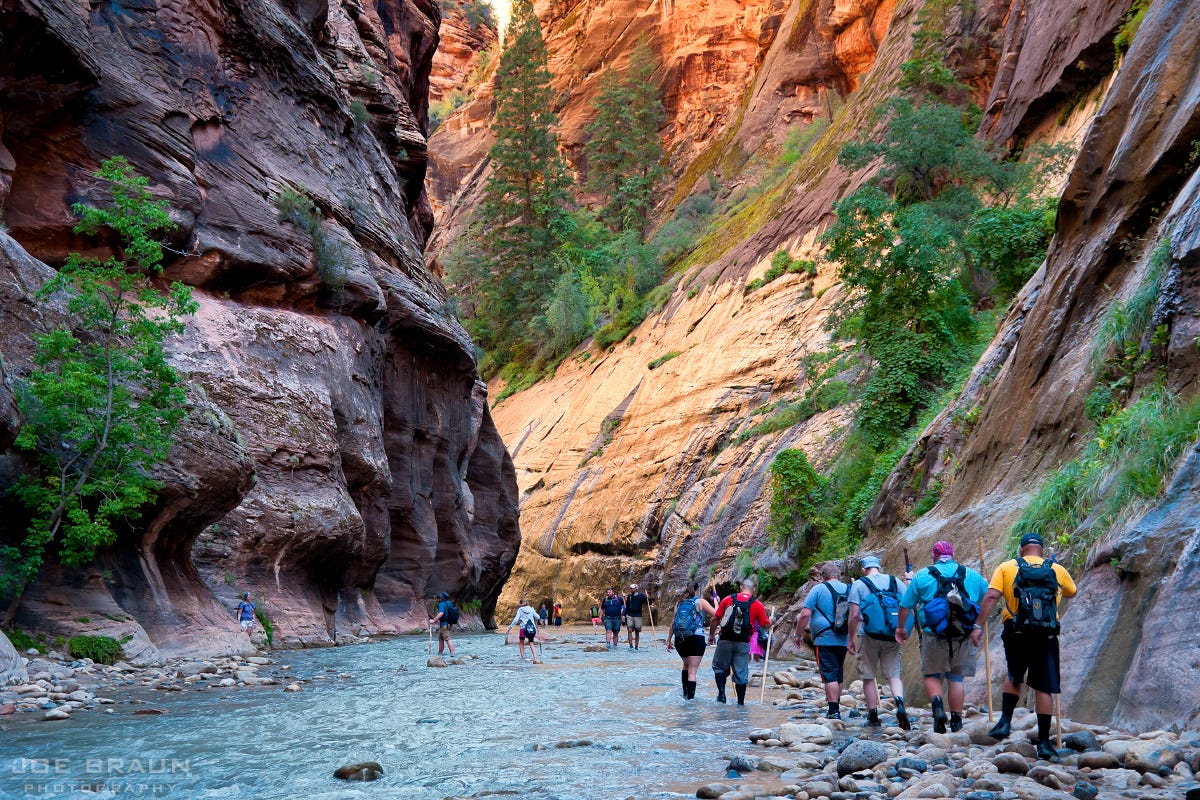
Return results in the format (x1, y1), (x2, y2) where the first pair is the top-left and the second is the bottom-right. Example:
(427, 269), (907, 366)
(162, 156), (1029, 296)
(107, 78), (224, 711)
(0, 0), (519, 660)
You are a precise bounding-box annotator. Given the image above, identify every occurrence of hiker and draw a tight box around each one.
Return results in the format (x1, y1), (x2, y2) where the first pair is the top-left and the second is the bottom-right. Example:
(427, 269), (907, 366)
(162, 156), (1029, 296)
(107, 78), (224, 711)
(590, 604), (601, 627)
(795, 563), (851, 718)
(236, 592), (255, 632)
(600, 588), (625, 648)
(538, 604), (549, 626)
(711, 578), (771, 705)
(504, 598), (542, 663)
(553, 601), (563, 626)
(625, 583), (650, 649)
(666, 581), (718, 699)
(429, 592), (457, 656)
(847, 555), (911, 729)
(974, 532), (1077, 760)
(749, 621), (765, 662)
(896, 540), (989, 733)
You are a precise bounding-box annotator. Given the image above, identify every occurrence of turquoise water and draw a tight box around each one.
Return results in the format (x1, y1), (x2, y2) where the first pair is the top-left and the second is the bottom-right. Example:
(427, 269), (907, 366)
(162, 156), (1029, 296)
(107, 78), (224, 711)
(0, 629), (793, 799)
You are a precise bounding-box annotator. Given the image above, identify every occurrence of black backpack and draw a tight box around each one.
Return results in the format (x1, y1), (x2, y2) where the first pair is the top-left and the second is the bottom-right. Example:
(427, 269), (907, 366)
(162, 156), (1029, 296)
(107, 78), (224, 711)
(816, 583), (850, 636)
(1013, 557), (1060, 634)
(923, 565), (979, 640)
(720, 596), (753, 642)
(443, 602), (460, 625)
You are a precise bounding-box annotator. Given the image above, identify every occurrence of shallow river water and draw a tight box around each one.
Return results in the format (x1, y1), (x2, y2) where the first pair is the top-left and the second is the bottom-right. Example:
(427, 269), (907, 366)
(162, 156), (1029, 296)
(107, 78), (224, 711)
(1, 628), (795, 800)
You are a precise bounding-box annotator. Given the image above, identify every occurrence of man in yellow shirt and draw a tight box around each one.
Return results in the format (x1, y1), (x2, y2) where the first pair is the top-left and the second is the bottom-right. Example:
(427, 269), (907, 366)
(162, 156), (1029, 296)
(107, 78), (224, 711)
(973, 533), (1077, 760)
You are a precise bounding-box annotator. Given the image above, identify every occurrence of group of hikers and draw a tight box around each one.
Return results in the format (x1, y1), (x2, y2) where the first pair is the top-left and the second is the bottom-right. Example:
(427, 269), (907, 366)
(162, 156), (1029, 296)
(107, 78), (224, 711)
(663, 535), (1075, 760)
(592, 584), (652, 648)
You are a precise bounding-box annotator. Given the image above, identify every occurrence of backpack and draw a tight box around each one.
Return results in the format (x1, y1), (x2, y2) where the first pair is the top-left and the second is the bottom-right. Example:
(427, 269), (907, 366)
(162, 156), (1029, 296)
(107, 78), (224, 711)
(523, 619), (537, 637)
(922, 565), (979, 640)
(815, 582), (850, 636)
(1012, 557), (1060, 634)
(858, 576), (901, 641)
(443, 602), (460, 626)
(719, 596), (753, 642)
(672, 597), (704, 637)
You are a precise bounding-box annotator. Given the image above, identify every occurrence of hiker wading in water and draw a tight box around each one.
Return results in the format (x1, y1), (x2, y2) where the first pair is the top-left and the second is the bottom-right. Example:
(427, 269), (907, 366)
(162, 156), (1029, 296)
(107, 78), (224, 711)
(711, 578), (771, 705)
(897, 541), (988, 733)
(236, 592), (255, 633)
(625, 583), (650, 649)
(795, 563), (851, 719)
(975, 532), (1077, 760)
(505, 598), (542, 663)
(666, 582), (718, 699)
(429, 592), (457, 656)
(847, 555), (911, 729)
(600, 588), (625, 648)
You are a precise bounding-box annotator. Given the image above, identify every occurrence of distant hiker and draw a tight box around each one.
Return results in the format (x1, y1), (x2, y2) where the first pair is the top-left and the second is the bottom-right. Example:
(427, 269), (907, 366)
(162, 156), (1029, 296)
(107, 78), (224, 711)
(847, 555), (911, 729)
(429, 592), (458, 656)
(897, 541), (988, 733)
(625, 583), (650, 649)
(236, 592), (256, 632)
(975, 533), (1077, 760)
(711, 578), (771, 705)
(538, 604), (549, 626)
(795, 562), (851, 718)
(505, 598), (542, 663)
(666, 582), (718, 699)
(749, 621), (765, 662)
(553, 602), (563, 626)
(600, 588), (625, 648)
(590, 604), (601, 627)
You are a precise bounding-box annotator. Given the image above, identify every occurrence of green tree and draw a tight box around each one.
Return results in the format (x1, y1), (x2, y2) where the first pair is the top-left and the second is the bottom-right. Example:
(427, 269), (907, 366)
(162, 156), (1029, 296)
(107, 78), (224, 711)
(3, 157), (197, 594)
(583, 36), (665, 237)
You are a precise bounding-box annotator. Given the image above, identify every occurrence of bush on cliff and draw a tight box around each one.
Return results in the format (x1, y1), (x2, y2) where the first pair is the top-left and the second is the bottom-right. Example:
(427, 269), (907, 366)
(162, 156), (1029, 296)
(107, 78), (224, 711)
(67, 635), (123, 665)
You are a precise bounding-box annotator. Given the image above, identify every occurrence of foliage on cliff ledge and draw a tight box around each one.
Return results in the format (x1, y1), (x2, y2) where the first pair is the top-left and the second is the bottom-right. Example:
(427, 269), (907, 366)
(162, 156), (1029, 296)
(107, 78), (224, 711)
(3, 157), (196, 594)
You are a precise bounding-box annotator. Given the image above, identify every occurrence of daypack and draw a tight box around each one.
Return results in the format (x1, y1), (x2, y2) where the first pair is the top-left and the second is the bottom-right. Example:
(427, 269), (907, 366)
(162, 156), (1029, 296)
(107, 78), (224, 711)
(1012, 557), (1060, 634)
(858, 576), (901, 641)
(815, 582), (850, 636)
(719, 596), (753, 642)
(672, 597), (704, 637)
(922, 565), (979, 640)
(443, 603), (460, 626)
(523, 619), (537, 637)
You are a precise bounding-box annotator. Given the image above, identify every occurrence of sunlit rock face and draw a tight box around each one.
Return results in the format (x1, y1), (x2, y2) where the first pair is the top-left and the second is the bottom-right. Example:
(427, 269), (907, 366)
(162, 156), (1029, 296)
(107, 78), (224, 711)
(0, 0), (519, 657)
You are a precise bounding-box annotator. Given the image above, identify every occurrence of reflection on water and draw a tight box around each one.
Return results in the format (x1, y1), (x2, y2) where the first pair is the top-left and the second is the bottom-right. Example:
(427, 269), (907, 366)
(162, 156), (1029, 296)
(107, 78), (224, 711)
(1, 629), (797, 799)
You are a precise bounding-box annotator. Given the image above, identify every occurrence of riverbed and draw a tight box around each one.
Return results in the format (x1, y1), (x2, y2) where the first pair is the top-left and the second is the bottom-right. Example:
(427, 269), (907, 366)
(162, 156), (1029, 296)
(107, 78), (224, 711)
(1, 628), (793, 799)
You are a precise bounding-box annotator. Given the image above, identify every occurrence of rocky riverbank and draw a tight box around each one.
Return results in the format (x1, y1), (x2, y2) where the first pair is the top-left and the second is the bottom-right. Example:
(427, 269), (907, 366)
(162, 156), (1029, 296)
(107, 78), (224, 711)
(689, 653), (1200, 800)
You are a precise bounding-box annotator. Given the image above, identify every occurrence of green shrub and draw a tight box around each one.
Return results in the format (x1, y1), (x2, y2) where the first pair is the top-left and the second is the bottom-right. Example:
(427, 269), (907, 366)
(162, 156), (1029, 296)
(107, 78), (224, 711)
(1114, 0), (1151, 60)
(768, 449), (825, 549)
(648, 351), (681, 370)
(68, 635), (123, 665)
(5, 629), (44, 653)
(255, 609), (274, 649)
(275, 188), (347, 289)
(349, 100), (370, 126)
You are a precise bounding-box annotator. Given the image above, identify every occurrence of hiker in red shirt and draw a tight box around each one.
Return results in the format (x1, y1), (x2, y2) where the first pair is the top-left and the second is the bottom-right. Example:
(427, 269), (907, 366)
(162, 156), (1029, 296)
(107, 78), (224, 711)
(710, 578), (772, 705)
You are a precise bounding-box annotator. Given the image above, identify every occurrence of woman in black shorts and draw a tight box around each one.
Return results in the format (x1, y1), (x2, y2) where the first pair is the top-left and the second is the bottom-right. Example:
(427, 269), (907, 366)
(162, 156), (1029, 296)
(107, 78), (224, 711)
(666, 582), (718, 699)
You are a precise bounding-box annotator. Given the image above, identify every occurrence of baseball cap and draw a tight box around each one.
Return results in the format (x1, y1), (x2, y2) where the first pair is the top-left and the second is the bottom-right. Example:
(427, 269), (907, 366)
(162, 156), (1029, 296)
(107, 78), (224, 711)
(629, 583), (638, 590)
(438, 592), (449, 600)
(1019, 532), (1044, 548)
(860, 555), (881, 570)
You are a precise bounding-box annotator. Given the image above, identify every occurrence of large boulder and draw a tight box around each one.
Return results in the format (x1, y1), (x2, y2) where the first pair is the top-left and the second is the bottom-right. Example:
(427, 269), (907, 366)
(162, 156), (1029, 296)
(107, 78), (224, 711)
(0, 632), (27, 684)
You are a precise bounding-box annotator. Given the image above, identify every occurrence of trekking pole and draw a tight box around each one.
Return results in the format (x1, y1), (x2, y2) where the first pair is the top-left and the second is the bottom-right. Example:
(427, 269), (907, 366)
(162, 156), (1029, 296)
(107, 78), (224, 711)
(904, 547), (912, 576)
(646, 599), (660, 649)
(759, 607), (776, 705)
(426, 621), (432, 654)
(979, 535), (993, 723)
(1048, 547), (1063, 749)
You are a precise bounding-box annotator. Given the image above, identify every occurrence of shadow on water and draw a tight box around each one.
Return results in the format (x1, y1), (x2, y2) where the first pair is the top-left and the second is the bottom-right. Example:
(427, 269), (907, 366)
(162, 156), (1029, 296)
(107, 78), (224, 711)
(1, 629), (796, 799)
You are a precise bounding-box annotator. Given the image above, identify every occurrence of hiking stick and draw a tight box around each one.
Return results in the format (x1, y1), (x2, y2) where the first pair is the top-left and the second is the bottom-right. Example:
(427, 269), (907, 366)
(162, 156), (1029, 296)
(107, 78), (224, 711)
(979, 535), (993, 723)
(646, 599), (660, 649)
(903, 547), (912, 576)
(426, 621), (432, 653)
(759, 607), (775, 705)
(1055, 694), (1063, 749)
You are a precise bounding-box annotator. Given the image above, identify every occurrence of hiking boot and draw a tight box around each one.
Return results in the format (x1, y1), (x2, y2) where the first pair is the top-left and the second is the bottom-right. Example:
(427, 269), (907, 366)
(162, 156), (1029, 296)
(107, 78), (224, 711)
(896, 707), (911, 731)
(987, 718), (1011, 740)
(825, 711), (841, 720)
(931, 697), (947, 734)
(866, 710), (882, 728)
(1036, 739), (1059, 761)
(949, 713), (963, 732)
(716, 691), (727, 704)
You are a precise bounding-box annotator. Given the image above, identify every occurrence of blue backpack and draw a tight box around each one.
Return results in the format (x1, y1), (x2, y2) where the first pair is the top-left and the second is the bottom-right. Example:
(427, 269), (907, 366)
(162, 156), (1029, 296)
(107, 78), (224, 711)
(922, 565), (978, 640)
(672, 597), (704, 637)
(857, 576), (900, 641)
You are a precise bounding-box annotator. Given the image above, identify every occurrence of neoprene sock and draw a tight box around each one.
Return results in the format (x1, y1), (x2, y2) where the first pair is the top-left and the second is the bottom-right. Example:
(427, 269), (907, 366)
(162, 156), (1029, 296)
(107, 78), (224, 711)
(681, 669), (689, 696)
(950, 712), (963, 731)
(1037, 713), (1052, 742)
(715, 675), (727, 702)
(1000, 691), (1018, 721)
(828, 701), (840, 716)
(735, 684), (747, 705)
(686, 680), (696, 699)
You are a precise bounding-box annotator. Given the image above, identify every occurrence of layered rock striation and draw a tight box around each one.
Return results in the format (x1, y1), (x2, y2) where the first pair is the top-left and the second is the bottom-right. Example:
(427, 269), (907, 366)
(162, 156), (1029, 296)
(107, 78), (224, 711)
(0, 0), (519, 659)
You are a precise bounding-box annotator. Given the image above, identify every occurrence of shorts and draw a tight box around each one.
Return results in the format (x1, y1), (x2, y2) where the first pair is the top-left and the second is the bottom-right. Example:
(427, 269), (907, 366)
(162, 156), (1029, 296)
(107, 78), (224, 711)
(438, 625), (452, 642)
(815, 644), (848, 684)
(1002, 620), (1060, 694)
(604, 617), (622, 633)
(712, 639), (750, 684)
(626, 615), (643, 632)
(920, 635), (978, 679)
(520, 626), (536, 642)
(674, 634), (706, 659)
(854, 637), (901, 681)
(239, 618), (254, 631)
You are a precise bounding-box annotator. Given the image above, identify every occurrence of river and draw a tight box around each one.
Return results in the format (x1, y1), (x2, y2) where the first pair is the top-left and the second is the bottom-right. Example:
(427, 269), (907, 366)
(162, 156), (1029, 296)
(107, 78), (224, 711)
(1, 628), (794, 799)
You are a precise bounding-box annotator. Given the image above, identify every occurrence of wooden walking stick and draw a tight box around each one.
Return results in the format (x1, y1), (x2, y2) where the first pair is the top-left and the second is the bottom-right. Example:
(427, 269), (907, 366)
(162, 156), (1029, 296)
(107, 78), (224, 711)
(759, 607), (776, 705)
(646, 597), (660, 649)
(979, 535), (994, 723)
(426, 621), (433, 654)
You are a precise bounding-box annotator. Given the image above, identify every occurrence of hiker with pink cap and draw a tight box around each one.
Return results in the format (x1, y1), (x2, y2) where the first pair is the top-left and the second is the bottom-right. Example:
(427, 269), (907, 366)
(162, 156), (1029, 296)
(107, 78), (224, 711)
(896, 540), (989, 733)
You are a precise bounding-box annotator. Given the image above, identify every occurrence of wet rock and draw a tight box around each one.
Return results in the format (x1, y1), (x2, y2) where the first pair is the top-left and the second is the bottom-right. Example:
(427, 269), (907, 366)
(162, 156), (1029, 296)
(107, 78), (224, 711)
(1077, 751), (1120, 769)
(993, 753), (1030, 774)
(1094, 768), (1141, 789)
(0, 703), (15, 715)
(334, 762), (383, 781)
(749, 728), (776, 743)
(1124, 739), (1183, 773)
(1026, 765), (1074, 790)
(896, 757), (929, 773)
(133, 708), (167, 715)
(803, 779), (835, 797)
(284, 683), (301, 692)
(778, 723), (833, 746)
(553, 739), (592, 748)
(583, 645), (608, 652)
(757, 756), (796, 772)
(727, 755), (758, 773)
(176, 662), (217, 678)
(1063, 730), (1100, 752)
(696, 785), (731, 799)
(427, 657), (448, 668)
(43, 708), (70, 720)
(837, 740), (888, 776)
(715, 791), (754, 800)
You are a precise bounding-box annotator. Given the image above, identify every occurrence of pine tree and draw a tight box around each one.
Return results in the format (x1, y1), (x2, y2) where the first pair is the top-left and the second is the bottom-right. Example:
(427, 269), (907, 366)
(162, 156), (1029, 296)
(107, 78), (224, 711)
(464, 0), (569, 372)
(584, 36), (665, 237)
